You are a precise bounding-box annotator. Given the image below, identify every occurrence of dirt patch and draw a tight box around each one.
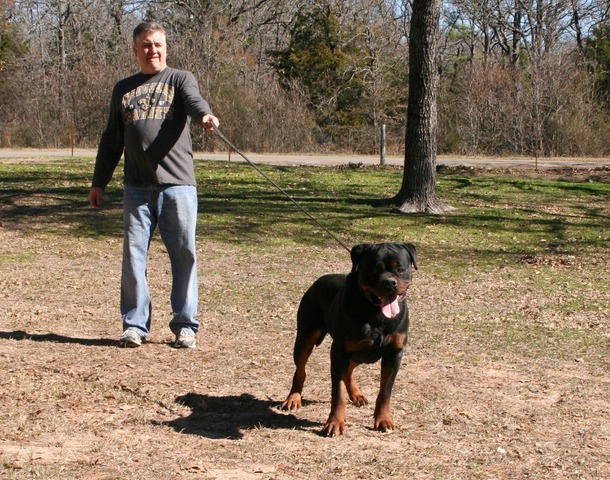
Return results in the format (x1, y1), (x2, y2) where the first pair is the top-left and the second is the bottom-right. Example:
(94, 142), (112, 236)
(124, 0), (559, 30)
(0, 186), (609, 479)
(435, 164), (610, 182)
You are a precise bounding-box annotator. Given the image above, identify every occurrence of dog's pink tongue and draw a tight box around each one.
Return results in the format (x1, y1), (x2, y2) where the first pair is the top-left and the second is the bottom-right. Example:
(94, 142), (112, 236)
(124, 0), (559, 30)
(381, 295), (400, 319)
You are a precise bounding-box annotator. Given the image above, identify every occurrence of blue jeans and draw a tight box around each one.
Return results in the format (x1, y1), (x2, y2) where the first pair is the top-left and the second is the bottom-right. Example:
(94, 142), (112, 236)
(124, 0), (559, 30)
(121, 185), (199, 337)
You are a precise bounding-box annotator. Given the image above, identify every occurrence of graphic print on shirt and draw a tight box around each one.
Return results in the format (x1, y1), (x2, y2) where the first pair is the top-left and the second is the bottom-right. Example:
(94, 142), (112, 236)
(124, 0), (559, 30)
(121, 82), (175, 124)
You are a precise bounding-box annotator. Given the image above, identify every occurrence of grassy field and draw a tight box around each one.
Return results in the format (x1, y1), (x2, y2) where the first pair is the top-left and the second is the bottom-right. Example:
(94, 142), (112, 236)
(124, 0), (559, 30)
(0, 157), (608, 479)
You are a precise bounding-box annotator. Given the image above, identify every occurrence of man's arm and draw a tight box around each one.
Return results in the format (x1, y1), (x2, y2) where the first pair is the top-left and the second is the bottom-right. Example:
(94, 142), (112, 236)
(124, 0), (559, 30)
(179, 71), (219, 131)
(89, 84), (125, 208)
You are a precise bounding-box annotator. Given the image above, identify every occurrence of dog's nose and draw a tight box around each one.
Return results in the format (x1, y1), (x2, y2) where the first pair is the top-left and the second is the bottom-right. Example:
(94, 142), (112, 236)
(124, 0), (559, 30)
(384, 278), (398, 291)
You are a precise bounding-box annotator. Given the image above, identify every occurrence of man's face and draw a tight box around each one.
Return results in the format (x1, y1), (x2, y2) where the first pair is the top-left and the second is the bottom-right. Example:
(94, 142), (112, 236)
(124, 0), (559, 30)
(133, 30), (167, 74)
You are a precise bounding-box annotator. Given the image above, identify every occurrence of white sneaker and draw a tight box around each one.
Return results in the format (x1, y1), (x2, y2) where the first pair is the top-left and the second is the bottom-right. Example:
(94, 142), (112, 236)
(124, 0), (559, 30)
(174, 328), (196, 349)
(119, 329), (142, 348)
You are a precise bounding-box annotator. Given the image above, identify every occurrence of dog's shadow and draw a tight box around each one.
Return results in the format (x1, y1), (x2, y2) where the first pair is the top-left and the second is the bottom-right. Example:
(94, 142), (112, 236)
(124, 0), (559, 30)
(1, 330), (322, 438)
(159, 392), (320, 439)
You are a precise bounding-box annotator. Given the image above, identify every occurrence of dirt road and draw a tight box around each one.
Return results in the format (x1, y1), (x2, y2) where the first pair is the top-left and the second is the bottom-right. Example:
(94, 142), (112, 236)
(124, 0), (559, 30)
(1, 148), (609, 168)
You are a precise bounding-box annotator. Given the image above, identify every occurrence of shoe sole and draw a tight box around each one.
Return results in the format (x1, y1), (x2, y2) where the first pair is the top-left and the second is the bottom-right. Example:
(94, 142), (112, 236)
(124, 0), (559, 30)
(119, 338), (141, 348)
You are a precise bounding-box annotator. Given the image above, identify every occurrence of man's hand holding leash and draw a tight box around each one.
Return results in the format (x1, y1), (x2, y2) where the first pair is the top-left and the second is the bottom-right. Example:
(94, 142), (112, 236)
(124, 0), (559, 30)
(202, 114), (219, 132)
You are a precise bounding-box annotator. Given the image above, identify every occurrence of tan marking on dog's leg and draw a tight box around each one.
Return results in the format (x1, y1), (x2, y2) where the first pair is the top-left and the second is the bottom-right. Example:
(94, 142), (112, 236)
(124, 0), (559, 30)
(322, 379), (347, 437)
(373, 356), (397, 432)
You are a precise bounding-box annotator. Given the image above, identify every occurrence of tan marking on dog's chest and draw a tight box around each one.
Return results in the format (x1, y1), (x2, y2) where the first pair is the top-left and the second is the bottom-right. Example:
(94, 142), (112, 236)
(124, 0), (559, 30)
(344, 338), (375, 353)
(344, 332), (406, 353)
(382, 332), (407, 349)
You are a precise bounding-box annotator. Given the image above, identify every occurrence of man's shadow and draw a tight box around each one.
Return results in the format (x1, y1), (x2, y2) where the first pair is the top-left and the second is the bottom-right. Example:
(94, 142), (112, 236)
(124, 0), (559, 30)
(159, 392), (320, 439)
(0, 330), (117, 347)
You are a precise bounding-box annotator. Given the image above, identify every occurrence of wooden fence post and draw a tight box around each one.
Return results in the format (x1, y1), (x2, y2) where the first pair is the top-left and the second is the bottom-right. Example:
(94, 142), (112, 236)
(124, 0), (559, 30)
(380, 124), (386, 165)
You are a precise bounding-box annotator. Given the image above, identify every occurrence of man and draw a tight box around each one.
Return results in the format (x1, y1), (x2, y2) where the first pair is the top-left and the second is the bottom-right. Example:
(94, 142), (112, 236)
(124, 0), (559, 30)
(89, 22), (219, 349)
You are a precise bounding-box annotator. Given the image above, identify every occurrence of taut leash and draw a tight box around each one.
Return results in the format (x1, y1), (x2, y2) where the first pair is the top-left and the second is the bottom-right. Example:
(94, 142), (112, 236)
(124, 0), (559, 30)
(212, 127), (351, 253)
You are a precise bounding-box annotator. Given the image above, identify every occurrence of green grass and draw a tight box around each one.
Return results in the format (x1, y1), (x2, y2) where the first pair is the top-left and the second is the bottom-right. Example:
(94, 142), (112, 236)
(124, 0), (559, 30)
(1, 158), (608, 265)
(0, 157), (608, 364)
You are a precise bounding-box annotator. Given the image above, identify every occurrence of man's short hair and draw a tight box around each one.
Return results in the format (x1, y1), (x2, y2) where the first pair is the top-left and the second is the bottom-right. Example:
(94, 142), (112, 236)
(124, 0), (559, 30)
(133, 22), (166, 42)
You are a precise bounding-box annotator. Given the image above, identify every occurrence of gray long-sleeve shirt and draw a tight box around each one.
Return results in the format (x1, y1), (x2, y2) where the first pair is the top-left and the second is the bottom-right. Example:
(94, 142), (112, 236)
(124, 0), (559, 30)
(92, 67), (213, 189)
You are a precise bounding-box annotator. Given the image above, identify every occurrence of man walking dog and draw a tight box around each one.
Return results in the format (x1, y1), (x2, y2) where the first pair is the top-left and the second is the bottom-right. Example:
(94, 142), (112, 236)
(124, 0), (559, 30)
(89, 22), (219, 349)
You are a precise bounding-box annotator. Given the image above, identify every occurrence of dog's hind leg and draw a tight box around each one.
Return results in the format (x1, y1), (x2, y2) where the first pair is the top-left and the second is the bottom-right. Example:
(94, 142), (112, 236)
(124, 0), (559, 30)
(281, 327), (324, 411)
(282, 286), (328, 411)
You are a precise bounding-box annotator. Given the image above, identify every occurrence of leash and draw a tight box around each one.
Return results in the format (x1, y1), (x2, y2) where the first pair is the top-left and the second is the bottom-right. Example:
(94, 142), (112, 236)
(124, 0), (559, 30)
(212, 127), (352, 253)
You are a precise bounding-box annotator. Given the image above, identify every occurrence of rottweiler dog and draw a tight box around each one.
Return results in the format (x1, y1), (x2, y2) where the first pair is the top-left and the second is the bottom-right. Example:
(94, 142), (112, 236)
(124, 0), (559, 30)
(281, 242), (417, 436)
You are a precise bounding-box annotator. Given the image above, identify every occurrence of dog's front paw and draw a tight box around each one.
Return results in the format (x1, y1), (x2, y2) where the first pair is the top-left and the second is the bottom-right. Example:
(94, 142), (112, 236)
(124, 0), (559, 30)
(280, 393), (302, 411)
(322, 416), (346, 437)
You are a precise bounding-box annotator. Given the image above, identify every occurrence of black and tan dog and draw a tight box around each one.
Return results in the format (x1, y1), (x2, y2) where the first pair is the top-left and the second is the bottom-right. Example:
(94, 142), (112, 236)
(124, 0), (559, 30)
(281, 242), (417, 436)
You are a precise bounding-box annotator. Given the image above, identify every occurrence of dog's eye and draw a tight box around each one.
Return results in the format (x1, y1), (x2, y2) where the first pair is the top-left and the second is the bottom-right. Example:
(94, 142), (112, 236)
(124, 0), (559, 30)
(396, 267), (406, 274)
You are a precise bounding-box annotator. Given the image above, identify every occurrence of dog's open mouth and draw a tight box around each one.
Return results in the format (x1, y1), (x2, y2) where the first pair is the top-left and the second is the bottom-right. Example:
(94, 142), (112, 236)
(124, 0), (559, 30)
(368, 292), (406, 319)
(380, 293), (405, 319)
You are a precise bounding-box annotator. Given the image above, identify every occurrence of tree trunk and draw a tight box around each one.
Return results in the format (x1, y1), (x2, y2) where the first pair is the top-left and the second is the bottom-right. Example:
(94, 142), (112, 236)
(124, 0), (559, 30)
(393, 0), (453, 214)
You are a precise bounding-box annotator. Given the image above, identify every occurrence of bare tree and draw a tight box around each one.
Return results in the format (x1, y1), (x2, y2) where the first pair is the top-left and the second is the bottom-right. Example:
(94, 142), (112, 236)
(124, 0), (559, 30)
(2, 0), (609, 154)
(392, 0), (452, 214)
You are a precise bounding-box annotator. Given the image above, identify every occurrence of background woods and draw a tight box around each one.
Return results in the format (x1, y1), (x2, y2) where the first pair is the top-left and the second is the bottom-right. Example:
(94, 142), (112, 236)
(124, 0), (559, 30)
(1, 0), (609, 156)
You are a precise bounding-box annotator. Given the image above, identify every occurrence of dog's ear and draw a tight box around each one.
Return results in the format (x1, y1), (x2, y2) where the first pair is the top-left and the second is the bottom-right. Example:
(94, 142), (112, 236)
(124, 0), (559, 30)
(350, 243), (372, 273)
(401, 243), (418, 270)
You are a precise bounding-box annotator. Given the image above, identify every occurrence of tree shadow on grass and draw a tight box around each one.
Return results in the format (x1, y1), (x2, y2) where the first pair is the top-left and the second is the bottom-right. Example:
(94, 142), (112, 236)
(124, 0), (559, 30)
(159, 392), (321, 440)
(0, 186), (124, 238)
(2, 163), (607, 252)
